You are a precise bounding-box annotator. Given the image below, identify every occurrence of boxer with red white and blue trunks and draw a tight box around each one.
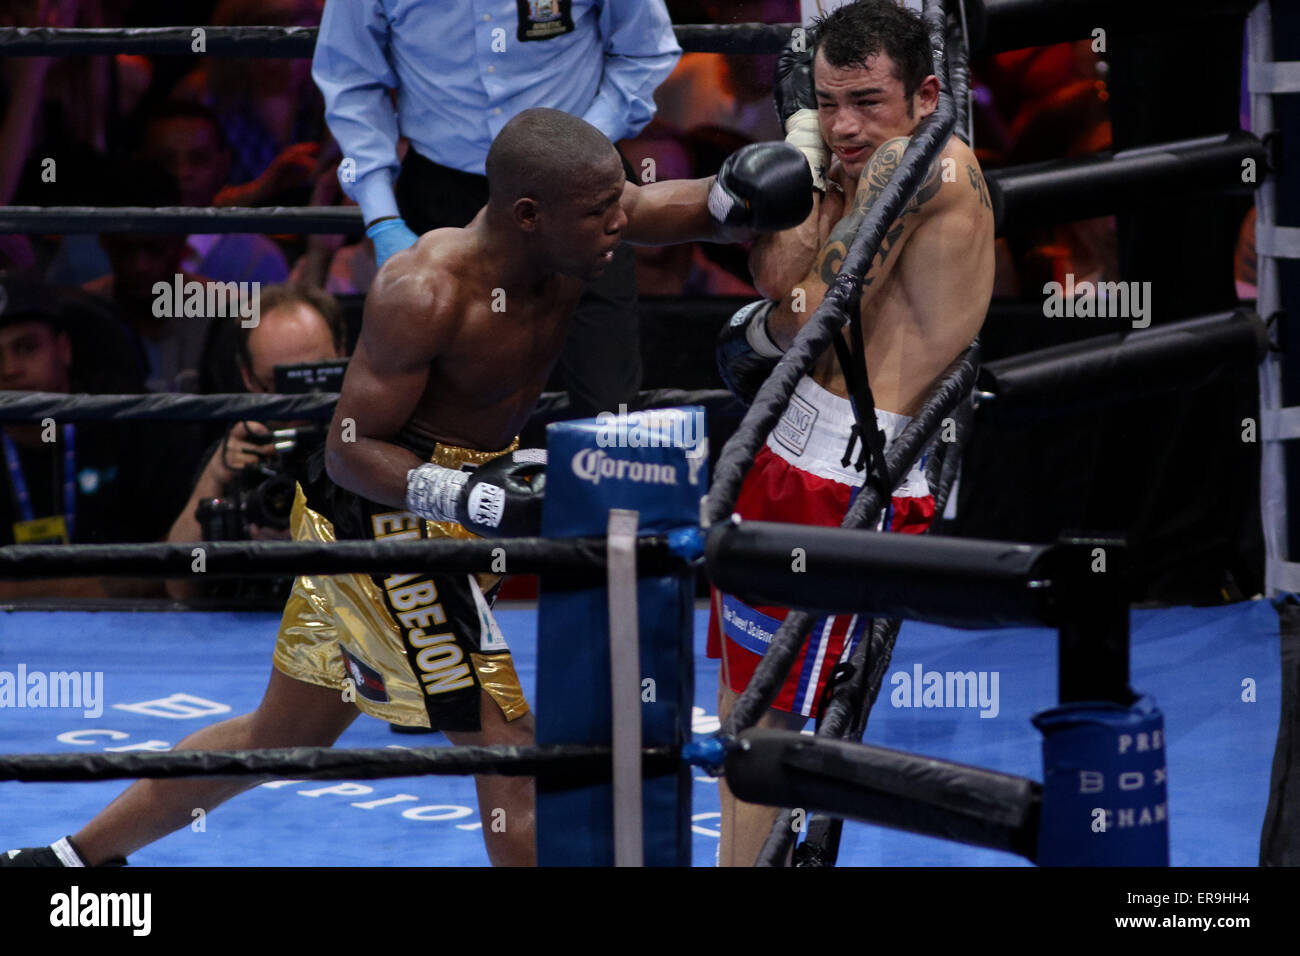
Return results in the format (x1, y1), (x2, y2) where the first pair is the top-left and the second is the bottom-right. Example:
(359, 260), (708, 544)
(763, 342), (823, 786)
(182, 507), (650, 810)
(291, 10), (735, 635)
(707, 362), (935, 718)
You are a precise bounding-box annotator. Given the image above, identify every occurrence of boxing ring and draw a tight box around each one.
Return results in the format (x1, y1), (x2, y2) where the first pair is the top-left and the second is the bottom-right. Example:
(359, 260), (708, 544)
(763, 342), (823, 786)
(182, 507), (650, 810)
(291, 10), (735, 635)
(0, 601), (1278, 866)
(0, 0), (1296, 869)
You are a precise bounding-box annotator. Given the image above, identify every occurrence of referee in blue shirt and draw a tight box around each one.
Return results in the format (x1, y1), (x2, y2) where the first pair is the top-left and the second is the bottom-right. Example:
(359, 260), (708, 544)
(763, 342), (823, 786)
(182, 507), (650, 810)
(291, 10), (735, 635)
(313, 0), (681, 419)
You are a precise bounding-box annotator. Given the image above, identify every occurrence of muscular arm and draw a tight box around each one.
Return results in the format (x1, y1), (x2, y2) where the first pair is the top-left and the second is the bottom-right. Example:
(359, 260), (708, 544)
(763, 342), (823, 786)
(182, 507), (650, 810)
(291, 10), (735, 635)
(324, 256), (449, 508)
(767, 137), (945, 350)
(619, 177), (718, 246)
(748, 195), (823, 300)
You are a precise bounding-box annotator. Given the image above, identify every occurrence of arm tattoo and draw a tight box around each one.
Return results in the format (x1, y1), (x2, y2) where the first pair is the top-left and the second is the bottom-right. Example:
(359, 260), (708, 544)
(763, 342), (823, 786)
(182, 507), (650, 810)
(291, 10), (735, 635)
(815, 137), (943, 287)
(967, 164), (991, 209)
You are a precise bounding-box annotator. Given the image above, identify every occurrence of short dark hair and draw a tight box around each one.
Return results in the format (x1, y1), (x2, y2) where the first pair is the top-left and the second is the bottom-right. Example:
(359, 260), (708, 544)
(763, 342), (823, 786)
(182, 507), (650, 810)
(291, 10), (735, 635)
(139, 101), (230, 153)
(0, 271), (61, 333)
(235, 284), (347, 374)
(485, 108), (620, 207)
(814, 0), (934, 100)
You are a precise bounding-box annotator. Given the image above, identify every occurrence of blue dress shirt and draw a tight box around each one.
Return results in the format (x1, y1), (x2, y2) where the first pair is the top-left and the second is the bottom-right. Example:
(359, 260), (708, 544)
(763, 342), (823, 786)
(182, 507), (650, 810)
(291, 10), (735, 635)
(313, 0), (681, 223)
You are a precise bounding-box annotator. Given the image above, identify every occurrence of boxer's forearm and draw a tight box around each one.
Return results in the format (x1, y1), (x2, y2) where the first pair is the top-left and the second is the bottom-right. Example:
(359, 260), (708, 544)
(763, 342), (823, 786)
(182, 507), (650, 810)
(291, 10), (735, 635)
(768, 273), (829, 350)
(767, 194), (866, 349)
(749, 198), (822, 300)
(325, 435), (424, 511)
(622, 177), (716, 245)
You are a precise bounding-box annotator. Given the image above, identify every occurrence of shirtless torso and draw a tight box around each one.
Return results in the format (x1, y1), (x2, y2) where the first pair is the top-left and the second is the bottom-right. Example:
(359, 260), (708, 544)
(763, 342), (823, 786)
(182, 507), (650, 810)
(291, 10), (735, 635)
(759, 133), (995, 416)
(322, 146), (750, 512)
(384, 230), (584, 452)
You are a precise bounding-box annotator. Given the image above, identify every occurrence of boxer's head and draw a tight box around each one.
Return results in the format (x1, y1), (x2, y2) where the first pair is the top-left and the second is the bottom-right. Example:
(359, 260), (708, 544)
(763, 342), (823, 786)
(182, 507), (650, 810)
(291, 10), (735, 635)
(812, 0), (939, 179)
(487, 108), (627, 282)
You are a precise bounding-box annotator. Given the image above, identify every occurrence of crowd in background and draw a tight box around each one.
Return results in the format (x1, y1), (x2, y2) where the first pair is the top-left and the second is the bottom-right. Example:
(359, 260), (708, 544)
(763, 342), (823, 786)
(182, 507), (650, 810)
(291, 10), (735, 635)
(1, 0), (1146, 310)
(0, 0), (1259, 592)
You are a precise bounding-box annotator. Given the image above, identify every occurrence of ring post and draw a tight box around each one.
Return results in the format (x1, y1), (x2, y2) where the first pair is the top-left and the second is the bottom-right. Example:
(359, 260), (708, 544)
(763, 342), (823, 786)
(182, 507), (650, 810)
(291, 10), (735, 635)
(607, 508), (644, 867)
(536, 407), (706, 866)
(1033, 538), (1169, 865)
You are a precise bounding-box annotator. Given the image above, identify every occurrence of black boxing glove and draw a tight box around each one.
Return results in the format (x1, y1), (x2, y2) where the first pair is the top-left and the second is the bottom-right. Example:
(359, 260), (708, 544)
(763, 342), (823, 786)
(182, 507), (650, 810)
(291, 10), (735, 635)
(406, 449), (546, 538)
(717, 299), (784, 404)
(708, 142), (814, 234)
(774, 26), (828, 191)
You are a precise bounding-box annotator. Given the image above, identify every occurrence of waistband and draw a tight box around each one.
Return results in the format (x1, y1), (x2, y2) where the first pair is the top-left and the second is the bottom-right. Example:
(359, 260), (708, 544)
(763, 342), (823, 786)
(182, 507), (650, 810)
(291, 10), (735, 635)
(394, 425), (517, 468)
(765, 376), (932, 495)
(401, 148), (488, 186)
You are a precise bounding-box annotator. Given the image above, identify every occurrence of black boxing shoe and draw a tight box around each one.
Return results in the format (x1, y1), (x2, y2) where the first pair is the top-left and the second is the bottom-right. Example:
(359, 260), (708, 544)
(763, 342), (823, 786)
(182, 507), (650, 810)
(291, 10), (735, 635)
(0, 836), (126, 867)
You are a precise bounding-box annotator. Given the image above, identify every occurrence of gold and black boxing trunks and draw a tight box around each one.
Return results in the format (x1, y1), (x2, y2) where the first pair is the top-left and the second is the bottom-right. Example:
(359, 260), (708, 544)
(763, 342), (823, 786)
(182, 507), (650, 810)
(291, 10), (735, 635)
(271, 431), (528, 733)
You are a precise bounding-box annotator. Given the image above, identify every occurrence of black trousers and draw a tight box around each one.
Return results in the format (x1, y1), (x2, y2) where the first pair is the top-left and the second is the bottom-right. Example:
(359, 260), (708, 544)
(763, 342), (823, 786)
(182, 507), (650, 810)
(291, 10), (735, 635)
(394, 148), (641, 419)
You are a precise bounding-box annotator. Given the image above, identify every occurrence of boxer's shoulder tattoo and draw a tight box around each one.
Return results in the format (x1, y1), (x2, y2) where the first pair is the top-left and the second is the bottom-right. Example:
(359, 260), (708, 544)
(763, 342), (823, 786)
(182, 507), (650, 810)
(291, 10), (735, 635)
(966, 163), (991, 209)
(815, 136), (941, 287)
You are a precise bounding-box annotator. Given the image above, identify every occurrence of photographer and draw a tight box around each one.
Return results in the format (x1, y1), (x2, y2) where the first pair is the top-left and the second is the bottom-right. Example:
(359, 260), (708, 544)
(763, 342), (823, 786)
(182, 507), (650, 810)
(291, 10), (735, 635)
(165, 284), (347, 601)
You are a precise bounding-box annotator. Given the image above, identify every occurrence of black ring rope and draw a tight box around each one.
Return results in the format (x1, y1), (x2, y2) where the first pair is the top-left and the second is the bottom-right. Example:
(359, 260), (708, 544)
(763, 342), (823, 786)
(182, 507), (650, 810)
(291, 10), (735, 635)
(0, 5), (1215, 865)
(719, 344), (977, 739)
(0, 534), (686, 582)
(767, 365), (979, 866)
(0, 23), (800, 56)
(716, 0), (961, 780)
(758, 616), (905, 866)
(706, 55), (957, 526)
(0, 390), (337, 423)
(0, 743), (678, 783)
(946, 14), (972, 145)
(0, 206), (360, 235)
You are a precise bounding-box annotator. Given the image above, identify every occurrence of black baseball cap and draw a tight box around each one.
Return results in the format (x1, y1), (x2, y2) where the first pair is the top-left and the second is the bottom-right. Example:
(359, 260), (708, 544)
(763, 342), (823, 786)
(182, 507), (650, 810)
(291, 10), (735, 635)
(0, 272), (63, 332)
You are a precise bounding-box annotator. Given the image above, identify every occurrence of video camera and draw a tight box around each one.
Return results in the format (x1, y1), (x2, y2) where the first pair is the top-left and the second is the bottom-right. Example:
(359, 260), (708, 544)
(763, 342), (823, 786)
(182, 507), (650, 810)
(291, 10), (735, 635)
(196, 359), (347, 541)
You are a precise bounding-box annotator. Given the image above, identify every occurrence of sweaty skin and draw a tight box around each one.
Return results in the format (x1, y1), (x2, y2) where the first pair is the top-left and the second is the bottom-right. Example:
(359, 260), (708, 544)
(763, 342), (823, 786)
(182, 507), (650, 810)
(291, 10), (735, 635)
(326, 155), (722, 508)
(751, 48), (995, 416)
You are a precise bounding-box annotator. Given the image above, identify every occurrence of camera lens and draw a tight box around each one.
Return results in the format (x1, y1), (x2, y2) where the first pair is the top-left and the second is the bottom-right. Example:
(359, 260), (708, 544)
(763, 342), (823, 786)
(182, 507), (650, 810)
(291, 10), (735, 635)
(245, 473), (297, 531)
(196, 497), (243, 541)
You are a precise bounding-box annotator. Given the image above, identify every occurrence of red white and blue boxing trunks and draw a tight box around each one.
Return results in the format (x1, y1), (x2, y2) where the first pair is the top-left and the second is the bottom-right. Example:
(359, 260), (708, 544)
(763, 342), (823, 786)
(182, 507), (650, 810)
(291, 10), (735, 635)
(707, 375), (936, 718)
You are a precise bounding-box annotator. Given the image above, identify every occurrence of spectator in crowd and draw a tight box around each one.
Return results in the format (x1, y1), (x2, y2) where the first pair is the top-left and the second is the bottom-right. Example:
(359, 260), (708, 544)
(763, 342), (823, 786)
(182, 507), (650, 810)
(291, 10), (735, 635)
(165, 283), (347, 601)
(3, 0), (155, 283)
(83, 160), (216, 392)
(172, 0), (326, 207)
(0, 271), (196, 597)
(1008, 97), (1117, 292)
(653, 0), (794, 144)
(288, 153), (377, 296)
(137, 101), (291, 284)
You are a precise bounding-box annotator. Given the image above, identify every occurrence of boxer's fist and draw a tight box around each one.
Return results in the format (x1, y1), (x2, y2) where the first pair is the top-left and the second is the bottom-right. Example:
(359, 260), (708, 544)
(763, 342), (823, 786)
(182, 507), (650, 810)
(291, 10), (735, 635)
(454, 451), (547, 538)
(708, 143), (814, 235)
(717, 299), (783, 404)
(407, 451), (547, 538)
(775, 27), (828, 191)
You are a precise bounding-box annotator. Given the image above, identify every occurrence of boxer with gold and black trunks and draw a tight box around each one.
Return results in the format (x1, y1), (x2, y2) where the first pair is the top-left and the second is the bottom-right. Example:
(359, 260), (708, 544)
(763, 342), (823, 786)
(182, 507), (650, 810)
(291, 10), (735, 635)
(0, 108), (812, 869)
(273, 434), (527, 733)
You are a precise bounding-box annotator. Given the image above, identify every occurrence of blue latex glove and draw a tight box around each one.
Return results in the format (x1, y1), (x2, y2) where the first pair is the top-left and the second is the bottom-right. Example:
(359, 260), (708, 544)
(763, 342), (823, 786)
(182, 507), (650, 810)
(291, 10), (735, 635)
(366, 217), (419, 266)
